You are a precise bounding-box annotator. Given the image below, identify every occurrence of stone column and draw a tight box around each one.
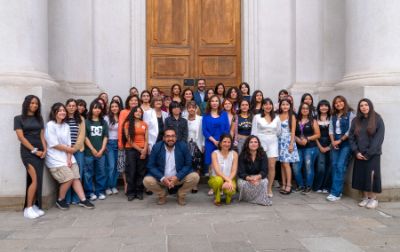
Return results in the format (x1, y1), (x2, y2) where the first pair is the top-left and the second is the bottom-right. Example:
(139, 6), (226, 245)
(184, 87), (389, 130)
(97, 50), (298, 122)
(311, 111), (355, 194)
(0, 0), (58, 209)
(336, 0), (400, 200)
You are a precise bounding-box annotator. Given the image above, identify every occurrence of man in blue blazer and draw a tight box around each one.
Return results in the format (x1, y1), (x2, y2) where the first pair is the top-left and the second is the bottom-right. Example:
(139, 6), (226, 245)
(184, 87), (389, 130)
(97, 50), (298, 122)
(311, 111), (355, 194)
(193, 79), (206, 109)
(143, 128), (200, 205)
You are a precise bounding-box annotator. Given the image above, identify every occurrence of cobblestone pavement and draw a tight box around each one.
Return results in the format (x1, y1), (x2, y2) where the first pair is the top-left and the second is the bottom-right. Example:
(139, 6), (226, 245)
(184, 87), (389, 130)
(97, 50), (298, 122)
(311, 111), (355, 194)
(1, 185), (400, 252)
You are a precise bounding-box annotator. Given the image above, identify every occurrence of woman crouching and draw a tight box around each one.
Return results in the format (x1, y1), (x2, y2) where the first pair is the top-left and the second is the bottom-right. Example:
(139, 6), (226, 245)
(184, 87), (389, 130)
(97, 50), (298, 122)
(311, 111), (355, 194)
(238, 135), (271, 206)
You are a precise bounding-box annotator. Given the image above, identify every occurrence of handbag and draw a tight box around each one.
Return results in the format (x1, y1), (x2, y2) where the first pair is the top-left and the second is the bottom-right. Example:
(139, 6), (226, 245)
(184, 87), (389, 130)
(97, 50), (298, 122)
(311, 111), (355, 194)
(188, 139), (203, 171)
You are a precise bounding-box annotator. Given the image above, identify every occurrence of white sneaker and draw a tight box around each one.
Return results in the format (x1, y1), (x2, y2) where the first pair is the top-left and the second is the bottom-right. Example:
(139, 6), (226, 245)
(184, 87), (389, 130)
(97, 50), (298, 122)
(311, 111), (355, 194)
(273, 180), (281, 188)
(111, 188), (119, 194)
(89, 194), (97, 201)
(316, 190), (323, 193)
(32, 205), (45, 217)
(98, 193), (106, 200)
(105, 189), (113, 196)
(358, 198), (370, 207)
(366, 199), (378, 209)
(326, 194), (341, 202)
(322, 189), (329, 194)
(24, 207), (39, 219)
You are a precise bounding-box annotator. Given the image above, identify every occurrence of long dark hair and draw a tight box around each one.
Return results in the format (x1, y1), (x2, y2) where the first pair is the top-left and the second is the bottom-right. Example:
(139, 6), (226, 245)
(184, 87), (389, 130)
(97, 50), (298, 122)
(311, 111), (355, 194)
(331, 95), (353, 116)
(140, 90), (151, 104)
(65, 98), (82, 124)
(237, 99), (252, 121)
(108, 100), (122, 125)
(76, 99), (88, 118)
(49, 102), (67, 123)
(214, 83), (226, 98)
(21, 95), (43, 124)
(317, 99), (331, 120)
(226, 87), (242, 102)
(122, 106), (143, 146)
(171, 83), (182, 97)
(181, 88), (194, 107)
(169, 101), (182, 116)
(250, 90), (264, 113)
(239, 82), (250, 96)
(301, 93), (315, 111)
(278, 89), (289, 101)
(217, 134), (233, 150)
(204, 88), (215, 102)
(124, 94), (140, 110)
(111, 95), (124, 106)
(262, 98), (275, 119)
(278, 98), (295, 128)
(240, 135), (266, 162)
(296, 102), (314, 122)
(354, 98), (379, 136)
(87, 100), (105, 124)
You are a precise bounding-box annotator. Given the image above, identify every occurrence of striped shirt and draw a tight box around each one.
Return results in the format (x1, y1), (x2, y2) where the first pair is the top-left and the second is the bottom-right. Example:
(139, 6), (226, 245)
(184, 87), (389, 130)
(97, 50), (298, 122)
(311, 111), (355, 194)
(66, 117), (79, 146)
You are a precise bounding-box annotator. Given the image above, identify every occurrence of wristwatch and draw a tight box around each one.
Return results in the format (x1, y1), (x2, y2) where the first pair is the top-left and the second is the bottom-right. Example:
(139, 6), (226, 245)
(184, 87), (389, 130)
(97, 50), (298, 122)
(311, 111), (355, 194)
(31, 148), (38, 154)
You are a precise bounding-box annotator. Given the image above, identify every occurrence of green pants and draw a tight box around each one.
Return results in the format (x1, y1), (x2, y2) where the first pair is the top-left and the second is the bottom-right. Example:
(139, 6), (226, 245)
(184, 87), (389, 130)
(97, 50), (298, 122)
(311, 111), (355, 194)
(208, 176), (236, 204)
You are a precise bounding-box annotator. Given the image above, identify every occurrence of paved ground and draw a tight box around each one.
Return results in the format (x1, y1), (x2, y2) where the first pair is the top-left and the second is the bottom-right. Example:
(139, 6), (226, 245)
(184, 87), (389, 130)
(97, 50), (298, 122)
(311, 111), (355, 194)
(1, 185), (400, 252)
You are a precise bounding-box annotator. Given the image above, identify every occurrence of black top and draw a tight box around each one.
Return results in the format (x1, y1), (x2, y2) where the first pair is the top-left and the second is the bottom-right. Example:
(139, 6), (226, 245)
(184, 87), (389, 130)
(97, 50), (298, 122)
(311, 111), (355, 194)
(156, 116), (164, 142)
(349, 114), (385, 159)
(238, 152), (268, 179)
(237, 115), (252, 136)
(164, 116), (188, 142)
(318, 120), (330, 147)
(295, 120), (317, 149)
(14, 115), (44, 150)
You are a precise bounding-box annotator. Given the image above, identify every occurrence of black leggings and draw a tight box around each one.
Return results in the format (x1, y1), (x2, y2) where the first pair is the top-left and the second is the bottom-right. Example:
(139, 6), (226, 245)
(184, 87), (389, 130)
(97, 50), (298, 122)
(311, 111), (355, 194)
(125, 149), (147, 196)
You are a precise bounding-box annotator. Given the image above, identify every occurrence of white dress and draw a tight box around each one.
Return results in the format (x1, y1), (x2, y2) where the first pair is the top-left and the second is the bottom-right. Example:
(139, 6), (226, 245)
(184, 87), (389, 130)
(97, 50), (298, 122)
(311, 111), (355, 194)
(251, 114), (281, 158)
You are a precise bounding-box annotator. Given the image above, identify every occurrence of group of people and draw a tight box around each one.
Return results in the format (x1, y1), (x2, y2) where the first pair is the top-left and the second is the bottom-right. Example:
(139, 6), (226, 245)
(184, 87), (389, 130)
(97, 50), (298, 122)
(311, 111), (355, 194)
(14, 79), (385, 219)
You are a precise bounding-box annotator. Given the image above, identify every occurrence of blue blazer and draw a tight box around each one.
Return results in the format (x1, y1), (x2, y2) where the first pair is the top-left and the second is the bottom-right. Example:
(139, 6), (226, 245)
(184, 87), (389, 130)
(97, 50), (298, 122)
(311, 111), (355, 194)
(194, 91), (204, 107)
(146, 141), (193, 181)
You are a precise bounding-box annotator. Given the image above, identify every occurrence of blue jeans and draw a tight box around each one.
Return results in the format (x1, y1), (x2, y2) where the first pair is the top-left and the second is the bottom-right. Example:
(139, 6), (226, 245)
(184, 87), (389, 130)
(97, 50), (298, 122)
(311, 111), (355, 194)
(312, 149), (331, 191)
(106, 140), (119, 189)
(84, 155), (107, 196)
(330, 142), (352, 197)
(65, 151), (85, 204)
(293, 147), (318, 188)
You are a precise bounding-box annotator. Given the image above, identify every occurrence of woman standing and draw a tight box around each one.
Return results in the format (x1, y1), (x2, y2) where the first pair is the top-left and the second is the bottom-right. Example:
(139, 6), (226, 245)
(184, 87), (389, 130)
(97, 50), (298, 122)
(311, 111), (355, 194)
(84, 100), (109, 201)
(117, 94), (140, 193)
(162, 95), (172, 114)
(171, 83), (182, 103)
(274, 89), (289, 111)
(238, 136), (271, 206)
(278, 98), (299, 195)
(293, 103), (320, 194)
(186, 101), (204, 193)
(313, 100), (332, 193)
(225, 87), (241, 112)
(251, 98), (281, 197)
(123, 106), (148, 201)
(104, 100), (122, 195)
(164, 101), (188, 142)
(236, 99), (253, 153)
(143, 96), (169, 153)
(222, 99), (237, 138)
(77, 99), (88, 119)
(45, 103), (94, 210)
(208, 134), (238, 206)
(64, 98), (86, 204)
(239, 82), (251, 102)
(181, 88), (195, 118)
(214, 83), (226, 102)
(349, 99), (385, 209)
(200, 88), (215, 115)
(326, 95), (355, 202)
(140, 90), (152, 112)
(250, 90), (264, 115)
(202, 95), (230, 175)
(150, 87), (161, 98)
(14, 95), (47, 219)
(301, 93), (317, 119)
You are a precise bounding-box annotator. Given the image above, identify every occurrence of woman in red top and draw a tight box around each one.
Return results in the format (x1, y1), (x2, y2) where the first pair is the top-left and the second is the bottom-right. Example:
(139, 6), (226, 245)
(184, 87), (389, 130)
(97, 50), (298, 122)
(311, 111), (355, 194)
(123, 106), (148, 201)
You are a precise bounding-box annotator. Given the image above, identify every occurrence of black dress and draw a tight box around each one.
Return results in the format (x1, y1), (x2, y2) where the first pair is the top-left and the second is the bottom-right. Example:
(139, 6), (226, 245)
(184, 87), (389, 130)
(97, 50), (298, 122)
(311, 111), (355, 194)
(14, 115), (45, 208)
(349, 114), (385, 193)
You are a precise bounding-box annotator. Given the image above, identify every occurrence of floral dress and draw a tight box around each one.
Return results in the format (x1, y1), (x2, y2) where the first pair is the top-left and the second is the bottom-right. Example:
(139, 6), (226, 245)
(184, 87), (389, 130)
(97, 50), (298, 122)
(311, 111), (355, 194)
(278, 119), (299, 163)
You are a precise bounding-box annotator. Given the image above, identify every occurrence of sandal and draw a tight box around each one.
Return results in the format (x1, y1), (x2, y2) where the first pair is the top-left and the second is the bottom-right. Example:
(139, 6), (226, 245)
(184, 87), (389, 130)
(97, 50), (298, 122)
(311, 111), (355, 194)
(282, 185), (292, 195)
(279, 184), (287, 194)
(208, 189), (214, 196)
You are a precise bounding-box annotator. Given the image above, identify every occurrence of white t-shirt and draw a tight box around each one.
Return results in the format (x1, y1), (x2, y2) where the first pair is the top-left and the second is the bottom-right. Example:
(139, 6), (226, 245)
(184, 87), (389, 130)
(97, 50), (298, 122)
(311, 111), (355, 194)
(45, 121), (76, 168)
(104, 115), (119, 140)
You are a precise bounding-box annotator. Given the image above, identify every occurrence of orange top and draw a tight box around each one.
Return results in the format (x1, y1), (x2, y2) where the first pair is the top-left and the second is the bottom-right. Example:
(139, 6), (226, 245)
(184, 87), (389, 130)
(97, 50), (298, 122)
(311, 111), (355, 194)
(118, 109), (130, 149)
(124, 120), (147, 149)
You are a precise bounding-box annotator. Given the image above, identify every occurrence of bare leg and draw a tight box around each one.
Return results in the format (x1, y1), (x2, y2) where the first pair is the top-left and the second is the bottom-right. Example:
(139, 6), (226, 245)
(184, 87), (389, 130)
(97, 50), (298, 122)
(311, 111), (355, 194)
(58, 180), (73, 200)
(280, 163), (287, 191)
(122, 172), (127, 193)
(72, 179), (86, 200)
(267, 157), (276, 195)
(26, 164), (37, 207)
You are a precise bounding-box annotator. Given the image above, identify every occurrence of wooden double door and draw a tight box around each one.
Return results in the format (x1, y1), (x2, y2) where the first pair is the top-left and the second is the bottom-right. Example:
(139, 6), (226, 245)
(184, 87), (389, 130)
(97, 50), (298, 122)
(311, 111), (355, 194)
(147, 0), (241, 93)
